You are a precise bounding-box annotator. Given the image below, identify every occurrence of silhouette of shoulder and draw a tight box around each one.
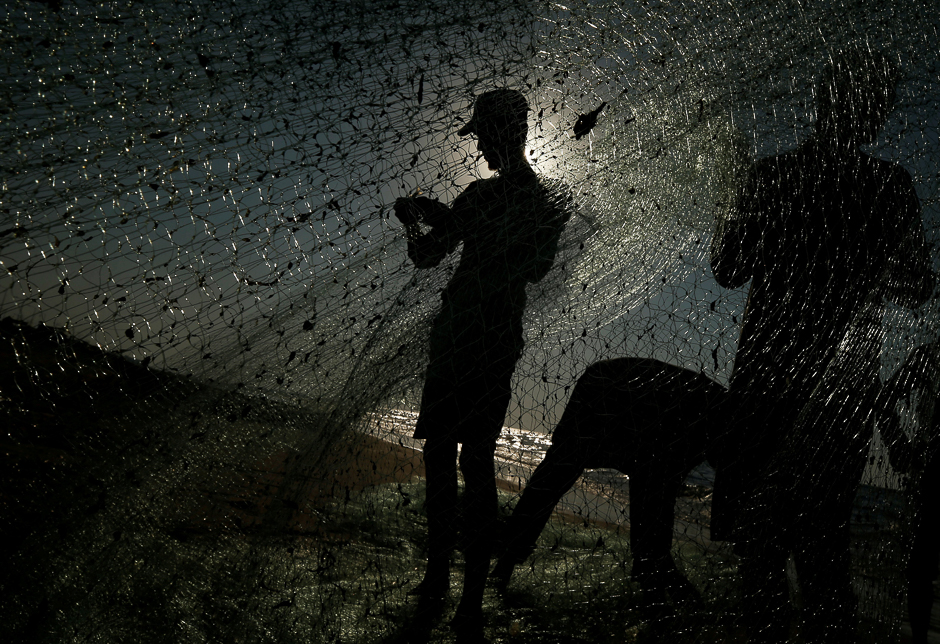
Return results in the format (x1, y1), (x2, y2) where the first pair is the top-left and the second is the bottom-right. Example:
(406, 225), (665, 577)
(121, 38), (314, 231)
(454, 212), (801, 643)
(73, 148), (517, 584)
(712, 140), (925, 292)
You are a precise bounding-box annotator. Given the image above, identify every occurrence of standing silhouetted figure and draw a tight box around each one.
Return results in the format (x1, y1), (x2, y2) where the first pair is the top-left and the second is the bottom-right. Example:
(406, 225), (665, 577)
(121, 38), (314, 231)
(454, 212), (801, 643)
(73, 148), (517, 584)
(395, 89), (570, 642)
(710, 49), (933, 643)
(876, 342), (940, 644)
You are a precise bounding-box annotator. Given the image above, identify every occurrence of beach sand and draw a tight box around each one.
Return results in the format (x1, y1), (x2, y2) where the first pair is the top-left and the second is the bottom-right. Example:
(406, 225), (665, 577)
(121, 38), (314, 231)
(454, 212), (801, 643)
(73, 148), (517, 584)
(180, 428), (632, 537)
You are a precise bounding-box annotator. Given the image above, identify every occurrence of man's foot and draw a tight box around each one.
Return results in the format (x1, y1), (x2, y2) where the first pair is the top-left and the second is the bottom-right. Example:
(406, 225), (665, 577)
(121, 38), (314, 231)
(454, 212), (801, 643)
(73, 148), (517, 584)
(450, 608), (488, 644)
(489, 558), (514, 590)
(412, 592), (446, 623)
(409, 559), (450, 597)
(411, 572), (448, 622)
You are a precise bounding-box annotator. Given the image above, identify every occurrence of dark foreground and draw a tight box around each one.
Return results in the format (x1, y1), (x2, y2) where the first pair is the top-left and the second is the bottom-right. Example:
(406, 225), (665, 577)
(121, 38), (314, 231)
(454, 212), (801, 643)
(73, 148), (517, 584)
(1, 317), (932, 643)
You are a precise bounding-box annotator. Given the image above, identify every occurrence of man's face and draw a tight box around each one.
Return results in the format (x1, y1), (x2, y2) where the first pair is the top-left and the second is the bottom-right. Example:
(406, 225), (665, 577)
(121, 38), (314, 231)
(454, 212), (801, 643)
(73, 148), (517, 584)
(852, 88), (892, 145)
(475, 132), (503, 170)
(819, 62), (895, 147)
(827, 83), (891, 146)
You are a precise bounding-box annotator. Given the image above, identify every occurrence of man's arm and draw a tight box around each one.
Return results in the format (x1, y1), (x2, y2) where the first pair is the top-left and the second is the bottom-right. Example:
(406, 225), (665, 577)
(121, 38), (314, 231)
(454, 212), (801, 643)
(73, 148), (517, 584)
(881, 170), (935, 309)
(524, 188), (572, 284)
(395, 196), (460, 269)
(877, 344), (939, 475)
(710, 164), (762, 289)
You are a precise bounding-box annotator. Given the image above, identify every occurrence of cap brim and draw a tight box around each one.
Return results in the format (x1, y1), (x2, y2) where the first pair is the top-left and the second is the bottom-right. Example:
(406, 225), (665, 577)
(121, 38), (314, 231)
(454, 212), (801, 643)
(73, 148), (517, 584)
(457, 121), (474, 136)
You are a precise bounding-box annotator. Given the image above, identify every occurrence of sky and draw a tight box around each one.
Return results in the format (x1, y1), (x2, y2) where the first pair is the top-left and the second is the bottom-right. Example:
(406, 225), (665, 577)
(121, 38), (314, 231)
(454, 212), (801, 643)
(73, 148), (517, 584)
(2, 0), (939, 453)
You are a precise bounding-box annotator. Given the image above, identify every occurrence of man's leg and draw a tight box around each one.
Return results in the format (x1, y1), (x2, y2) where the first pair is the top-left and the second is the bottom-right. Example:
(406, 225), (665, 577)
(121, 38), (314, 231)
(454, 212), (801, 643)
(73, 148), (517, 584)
(630, 461), (701, 606)
(908, 525), (939, 644)
(787, 390), (871, 644)
(735, 435), (794, 643)
(491, 440), (586, 585)
(416, 434), (459, 599)
(908, 567), (935, 644)
(909, 454), (940, 644)
(454, 434), (499, 623)
(793, 509), (857, 644)
(737, 507), (792, 643)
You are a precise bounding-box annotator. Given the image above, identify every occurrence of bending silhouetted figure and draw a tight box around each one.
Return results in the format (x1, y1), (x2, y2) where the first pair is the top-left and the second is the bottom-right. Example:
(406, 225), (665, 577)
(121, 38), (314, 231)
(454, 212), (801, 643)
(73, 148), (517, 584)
(710, 48), (934, 643)
(491, 357), (726, 608)
(395, 89), (570, 642)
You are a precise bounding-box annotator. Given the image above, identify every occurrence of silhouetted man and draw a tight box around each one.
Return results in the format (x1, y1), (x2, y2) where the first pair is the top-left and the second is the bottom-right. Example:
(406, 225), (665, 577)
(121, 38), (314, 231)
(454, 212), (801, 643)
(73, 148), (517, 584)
(876, 341), (940, 644)
(395, 89), (570, 642)
(710, 49), (933, 643)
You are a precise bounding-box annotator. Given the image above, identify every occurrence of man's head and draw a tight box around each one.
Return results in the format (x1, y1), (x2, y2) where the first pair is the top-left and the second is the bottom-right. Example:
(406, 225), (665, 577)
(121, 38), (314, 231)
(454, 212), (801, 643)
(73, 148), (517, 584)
(459, 89), (529, 169)
(815, 47), (899, 147)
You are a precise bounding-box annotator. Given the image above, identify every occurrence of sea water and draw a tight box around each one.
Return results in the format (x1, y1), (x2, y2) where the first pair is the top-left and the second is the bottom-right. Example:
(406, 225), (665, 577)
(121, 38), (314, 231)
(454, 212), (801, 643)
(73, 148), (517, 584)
(372, 407), (913, 554)
(372, 408), (717, 541)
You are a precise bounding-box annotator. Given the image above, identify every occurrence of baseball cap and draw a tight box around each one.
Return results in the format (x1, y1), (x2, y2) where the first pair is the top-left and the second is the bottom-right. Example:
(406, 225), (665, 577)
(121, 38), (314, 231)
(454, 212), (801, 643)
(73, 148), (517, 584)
(458, 89), (530, 137)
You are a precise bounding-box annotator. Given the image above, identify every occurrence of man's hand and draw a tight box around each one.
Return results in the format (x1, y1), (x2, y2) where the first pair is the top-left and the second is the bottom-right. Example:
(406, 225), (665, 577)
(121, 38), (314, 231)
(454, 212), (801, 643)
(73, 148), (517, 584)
(394, 196), (447, 228)
(394, 197), (422, 226)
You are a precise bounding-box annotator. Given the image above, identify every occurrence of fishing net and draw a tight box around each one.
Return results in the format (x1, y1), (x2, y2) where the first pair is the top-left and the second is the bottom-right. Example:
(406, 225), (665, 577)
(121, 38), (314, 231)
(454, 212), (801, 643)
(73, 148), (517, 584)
(2, 0), (939, 641)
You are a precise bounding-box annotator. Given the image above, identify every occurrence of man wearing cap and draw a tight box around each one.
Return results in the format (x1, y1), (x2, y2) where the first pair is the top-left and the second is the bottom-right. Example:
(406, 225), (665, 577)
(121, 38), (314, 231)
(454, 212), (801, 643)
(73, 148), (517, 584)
(394, 88), (570, 639)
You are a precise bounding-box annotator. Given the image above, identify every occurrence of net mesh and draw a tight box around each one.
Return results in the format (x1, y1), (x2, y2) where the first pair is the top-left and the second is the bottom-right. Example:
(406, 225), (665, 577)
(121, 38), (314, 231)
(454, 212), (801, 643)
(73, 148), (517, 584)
(2, 0), (939, 642)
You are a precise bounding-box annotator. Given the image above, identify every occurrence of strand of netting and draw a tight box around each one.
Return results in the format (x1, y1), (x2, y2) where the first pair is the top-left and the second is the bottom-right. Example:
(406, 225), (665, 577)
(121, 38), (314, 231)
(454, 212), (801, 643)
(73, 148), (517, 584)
(2, 0), (939, 642)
